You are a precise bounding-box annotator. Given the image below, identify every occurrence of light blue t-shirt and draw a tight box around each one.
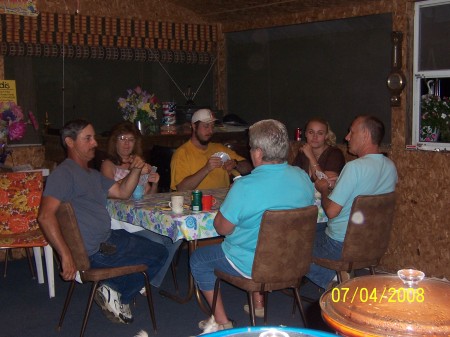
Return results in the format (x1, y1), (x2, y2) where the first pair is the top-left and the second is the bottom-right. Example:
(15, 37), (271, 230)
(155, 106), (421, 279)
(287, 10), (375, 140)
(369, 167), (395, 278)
(326, 154), (398, 242)
(220, 162), (315, 276)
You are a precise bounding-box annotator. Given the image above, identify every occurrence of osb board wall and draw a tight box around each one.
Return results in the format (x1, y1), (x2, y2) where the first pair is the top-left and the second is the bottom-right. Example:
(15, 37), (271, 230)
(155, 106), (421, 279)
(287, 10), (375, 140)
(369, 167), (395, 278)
(221, 0), (394, 32)
(37, 0), (207, 24)
(387, 148), (450, 278)
(4, 145), (45, 167)
(383, 1), (450, 279)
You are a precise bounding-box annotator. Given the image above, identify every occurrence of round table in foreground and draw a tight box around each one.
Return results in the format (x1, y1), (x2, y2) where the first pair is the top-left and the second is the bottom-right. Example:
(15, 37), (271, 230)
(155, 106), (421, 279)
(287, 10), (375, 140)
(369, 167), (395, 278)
(320, 274), (450, 336)
(201, 326), (337, 336)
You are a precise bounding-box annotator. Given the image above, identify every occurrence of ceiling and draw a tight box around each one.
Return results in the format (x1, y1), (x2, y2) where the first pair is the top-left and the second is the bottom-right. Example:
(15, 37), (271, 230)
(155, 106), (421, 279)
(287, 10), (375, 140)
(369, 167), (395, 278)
(166, 0), (379, 24)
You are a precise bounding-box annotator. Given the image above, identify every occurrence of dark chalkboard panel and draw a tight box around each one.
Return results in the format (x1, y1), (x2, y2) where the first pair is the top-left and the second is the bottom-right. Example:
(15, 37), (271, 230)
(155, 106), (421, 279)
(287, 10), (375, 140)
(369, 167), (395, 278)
(5, 57), (214, 135)
(227, 14), (393, 144)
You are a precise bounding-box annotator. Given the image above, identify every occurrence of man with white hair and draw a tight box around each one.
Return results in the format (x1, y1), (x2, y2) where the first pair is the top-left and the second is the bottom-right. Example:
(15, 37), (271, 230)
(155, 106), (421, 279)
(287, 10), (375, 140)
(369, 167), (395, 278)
(170, 108), (252, 191)
(190, 119), (315, 333)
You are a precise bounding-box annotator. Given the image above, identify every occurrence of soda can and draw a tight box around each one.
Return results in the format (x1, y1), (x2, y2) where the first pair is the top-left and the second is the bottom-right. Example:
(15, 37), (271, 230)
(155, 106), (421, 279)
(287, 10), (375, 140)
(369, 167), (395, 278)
(191, 190), (203, 213)
(295, 128), (302, 141)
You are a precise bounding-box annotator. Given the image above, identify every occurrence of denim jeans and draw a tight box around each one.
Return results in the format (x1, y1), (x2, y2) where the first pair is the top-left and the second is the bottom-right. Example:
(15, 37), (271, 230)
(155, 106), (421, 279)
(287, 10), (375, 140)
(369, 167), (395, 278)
(190, 244), (242, 291)
(316, 222), (327, 233)
(134, 230), (183, 287)
(89, 229), (168, 304)
(306, 230), (343, 290)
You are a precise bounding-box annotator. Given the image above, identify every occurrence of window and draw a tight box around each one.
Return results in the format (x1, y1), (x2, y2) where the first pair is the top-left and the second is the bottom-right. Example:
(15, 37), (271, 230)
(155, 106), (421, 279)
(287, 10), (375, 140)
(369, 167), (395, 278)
(412, 0), (450, 151)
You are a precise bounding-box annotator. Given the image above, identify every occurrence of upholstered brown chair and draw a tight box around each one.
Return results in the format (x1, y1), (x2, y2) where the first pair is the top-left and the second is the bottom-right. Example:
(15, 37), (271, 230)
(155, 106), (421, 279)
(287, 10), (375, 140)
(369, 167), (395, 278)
(55, 202), (157, 337)
(312, 192), (396, 283)
(211, 206), (318, 327)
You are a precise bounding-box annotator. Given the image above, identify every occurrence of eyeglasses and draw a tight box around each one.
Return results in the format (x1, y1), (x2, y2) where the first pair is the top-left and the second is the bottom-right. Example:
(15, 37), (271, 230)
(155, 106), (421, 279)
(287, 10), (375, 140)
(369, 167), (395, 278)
(117, 135), (136, 142)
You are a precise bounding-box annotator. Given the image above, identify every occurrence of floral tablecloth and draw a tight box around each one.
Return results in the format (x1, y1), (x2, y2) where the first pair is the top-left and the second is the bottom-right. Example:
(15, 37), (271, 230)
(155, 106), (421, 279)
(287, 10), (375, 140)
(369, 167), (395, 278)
(106, 188), (229, 242)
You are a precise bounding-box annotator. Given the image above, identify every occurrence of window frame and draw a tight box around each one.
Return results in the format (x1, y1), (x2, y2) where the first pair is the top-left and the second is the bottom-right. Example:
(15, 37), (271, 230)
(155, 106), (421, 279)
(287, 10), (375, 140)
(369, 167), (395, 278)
(412, 0), (450, 151)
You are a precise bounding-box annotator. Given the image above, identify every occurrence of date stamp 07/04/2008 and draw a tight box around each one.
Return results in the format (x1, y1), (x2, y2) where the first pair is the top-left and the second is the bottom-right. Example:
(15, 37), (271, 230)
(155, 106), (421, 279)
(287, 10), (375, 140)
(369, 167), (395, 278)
(330, 287), (425, 304)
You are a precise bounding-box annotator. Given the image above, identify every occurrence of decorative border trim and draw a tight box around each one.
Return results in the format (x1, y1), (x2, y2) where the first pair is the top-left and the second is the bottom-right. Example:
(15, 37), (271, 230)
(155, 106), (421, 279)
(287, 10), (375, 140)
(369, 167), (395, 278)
(0, 42), (213, 64)
(0, 12), (217, 64)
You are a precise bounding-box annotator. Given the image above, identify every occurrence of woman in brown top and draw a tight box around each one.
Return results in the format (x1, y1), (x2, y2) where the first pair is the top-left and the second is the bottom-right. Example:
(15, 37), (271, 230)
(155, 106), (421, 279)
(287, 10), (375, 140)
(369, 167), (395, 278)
(293, 117), (345, 184)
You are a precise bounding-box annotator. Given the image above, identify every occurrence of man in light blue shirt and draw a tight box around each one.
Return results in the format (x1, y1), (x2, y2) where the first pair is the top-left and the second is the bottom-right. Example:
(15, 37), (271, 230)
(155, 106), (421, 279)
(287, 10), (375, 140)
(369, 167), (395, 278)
(307, 115), (397, 289)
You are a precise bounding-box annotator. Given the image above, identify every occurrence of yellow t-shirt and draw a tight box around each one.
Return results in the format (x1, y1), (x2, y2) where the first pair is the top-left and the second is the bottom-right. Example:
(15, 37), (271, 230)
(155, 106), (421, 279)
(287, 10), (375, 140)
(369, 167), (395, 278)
(170, 140), (245, 191)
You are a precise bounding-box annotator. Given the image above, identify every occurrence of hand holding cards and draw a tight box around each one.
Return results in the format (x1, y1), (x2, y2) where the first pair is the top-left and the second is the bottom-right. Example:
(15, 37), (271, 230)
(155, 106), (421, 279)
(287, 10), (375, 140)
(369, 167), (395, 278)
(315, 170), (328, 180)
(212, 152), (231, 164)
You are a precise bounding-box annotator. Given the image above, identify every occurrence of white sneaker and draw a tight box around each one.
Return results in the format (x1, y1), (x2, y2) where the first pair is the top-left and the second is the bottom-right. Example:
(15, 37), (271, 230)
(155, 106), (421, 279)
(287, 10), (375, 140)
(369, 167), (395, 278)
(119, 303), (133, 323)
(198, 315), (234, 334)
(94, 284), (134, 324)
(139, 286), (146, 296)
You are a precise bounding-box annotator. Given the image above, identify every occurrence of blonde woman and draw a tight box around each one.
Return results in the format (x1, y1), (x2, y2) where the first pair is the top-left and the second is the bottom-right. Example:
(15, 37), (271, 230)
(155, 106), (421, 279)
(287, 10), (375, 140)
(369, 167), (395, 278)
(293, 117), (345, 185)
(293, 117), (346, 235)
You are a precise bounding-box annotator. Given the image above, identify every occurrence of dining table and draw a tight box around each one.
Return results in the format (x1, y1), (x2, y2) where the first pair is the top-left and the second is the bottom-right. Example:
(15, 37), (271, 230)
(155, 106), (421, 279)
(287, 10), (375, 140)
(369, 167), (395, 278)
(320, 272), (450, 336)
(106, 188), (229, 313)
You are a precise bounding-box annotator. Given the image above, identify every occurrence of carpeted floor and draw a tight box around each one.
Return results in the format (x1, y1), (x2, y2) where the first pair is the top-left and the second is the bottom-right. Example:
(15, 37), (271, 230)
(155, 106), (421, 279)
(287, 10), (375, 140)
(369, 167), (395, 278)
(1, 248), (336, 337)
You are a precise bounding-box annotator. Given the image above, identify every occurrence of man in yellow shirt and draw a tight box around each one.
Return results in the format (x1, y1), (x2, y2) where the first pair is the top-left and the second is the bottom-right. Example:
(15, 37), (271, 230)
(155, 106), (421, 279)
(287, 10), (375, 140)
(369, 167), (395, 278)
(170, 109), (252, 191)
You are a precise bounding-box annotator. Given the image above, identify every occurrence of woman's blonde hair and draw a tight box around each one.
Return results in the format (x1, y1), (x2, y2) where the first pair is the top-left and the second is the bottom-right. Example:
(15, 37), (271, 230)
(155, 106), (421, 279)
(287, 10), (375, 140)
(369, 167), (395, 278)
(304, 117), (337, 146)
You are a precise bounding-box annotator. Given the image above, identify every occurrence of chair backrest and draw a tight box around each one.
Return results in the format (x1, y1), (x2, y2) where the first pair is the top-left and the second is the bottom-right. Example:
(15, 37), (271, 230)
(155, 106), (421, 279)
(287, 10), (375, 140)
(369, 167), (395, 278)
(0, 172), (43, 234)
(341, 192), (396, 264)
(55, 202), (91, 272)
(147, 145), (176, 192)
(251, 206), (318, 284)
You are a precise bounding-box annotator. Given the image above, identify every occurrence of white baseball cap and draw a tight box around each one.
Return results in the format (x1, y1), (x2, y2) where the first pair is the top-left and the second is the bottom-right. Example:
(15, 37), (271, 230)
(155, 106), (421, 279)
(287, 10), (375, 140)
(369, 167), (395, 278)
(191, 109), (218, 124)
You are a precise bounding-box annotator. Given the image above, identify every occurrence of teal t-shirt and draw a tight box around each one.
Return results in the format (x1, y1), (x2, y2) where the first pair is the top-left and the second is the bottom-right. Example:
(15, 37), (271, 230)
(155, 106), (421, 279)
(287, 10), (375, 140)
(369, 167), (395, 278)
(326, 154), (398, 242)
(220, 162), (314, 276)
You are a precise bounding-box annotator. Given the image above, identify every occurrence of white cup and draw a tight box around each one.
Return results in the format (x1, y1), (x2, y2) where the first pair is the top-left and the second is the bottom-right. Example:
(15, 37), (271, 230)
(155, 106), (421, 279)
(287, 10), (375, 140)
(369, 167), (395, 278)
(169, 195), (184, 214)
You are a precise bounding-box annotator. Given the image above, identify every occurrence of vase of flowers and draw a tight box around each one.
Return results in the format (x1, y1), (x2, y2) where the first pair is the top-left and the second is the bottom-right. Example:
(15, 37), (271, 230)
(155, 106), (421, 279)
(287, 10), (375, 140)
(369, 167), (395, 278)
(420, 94), (450, 142)
(0, 101), (38, 164)
(117, 86), (161, 135)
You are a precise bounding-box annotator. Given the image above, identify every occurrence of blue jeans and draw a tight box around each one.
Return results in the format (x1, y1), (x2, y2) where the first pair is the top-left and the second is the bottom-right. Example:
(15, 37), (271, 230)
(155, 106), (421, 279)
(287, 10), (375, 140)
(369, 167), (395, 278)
(306, 230), (343, 289)
(190, 244), (242, 291)
(316, 222), (327, 233)
(89, 229), (168, 304)
(134, 230), (183, 287)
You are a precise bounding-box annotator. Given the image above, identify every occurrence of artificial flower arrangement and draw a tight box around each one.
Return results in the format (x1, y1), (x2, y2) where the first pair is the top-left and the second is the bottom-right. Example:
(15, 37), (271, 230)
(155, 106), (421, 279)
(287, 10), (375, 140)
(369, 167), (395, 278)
(117, 86), (160, 125)
(0, 101), (38, 141)
(420, 94), (450, 142)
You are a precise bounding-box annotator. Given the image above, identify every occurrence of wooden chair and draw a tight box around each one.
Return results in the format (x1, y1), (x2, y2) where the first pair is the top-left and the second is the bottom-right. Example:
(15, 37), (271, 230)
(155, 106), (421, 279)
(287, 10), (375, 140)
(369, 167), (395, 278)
(312, 192), (396, 283)
(147, 145), (176, 192)
(0, 171), (54, 298)
(211, 206), (318, 327)
(55, 202), (157, 337)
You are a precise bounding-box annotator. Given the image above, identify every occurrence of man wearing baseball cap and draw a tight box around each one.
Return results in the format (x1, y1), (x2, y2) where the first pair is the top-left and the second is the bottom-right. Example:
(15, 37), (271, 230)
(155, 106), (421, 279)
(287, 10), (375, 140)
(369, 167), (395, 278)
(170, 108), (252, 191)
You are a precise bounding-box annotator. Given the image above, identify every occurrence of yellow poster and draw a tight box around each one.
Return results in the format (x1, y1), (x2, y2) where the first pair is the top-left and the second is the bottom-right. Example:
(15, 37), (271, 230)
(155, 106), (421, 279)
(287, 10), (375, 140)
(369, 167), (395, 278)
(0, 80), (17, 103)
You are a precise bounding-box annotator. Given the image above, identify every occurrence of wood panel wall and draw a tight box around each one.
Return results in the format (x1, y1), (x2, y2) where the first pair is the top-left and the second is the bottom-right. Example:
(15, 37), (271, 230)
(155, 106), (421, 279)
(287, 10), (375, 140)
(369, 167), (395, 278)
(4, 0), (448, 278)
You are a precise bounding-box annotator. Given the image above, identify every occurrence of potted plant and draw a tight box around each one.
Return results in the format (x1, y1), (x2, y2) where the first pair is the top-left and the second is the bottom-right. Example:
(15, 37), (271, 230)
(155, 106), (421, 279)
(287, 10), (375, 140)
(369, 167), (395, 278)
(420, 94), (450, 142)
(0, 102), (39, 163)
